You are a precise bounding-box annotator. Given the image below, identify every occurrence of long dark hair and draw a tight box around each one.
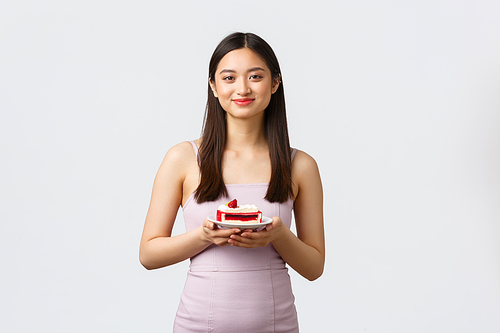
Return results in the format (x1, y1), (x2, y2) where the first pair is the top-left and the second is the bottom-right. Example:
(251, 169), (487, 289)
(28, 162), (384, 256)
(195, 32), (293, 203)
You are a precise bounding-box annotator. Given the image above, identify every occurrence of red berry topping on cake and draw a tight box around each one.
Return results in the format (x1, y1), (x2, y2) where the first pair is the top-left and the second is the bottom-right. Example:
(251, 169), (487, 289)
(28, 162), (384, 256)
(227, 199), (237, 208)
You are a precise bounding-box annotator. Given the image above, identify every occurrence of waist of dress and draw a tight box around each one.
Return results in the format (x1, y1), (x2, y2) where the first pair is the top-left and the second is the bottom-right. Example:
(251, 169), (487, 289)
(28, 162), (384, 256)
(189, 243), (286, 272)
(189, 261), (286, 272)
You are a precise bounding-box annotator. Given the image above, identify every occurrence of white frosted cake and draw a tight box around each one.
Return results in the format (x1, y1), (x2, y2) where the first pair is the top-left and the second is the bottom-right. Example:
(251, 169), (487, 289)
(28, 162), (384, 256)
(216, 199), (262, 224)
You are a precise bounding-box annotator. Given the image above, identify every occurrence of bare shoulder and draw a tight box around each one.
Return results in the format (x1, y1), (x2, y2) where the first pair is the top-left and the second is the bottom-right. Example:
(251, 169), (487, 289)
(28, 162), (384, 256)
(163, 141), (196, 163)
(156, 141), (198, 181)
(292, 150), (320, 179)
(291, 149), (322, 200)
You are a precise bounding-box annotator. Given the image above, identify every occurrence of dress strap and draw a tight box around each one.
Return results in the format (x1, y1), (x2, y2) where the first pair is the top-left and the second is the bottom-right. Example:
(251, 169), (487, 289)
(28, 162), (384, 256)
(291, 148), (298, 161)
(189, 140), (200, 166)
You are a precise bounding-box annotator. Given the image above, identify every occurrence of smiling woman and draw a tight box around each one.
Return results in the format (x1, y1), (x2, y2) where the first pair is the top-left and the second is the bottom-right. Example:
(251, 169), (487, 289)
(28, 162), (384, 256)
(139, 32), (325, 333)
(199, 33), (291, 204)
(209, 49), (280, 121)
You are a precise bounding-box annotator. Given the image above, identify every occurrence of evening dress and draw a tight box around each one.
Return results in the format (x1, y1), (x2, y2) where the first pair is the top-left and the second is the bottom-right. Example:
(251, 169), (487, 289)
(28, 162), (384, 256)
(172, 141), (299, 333)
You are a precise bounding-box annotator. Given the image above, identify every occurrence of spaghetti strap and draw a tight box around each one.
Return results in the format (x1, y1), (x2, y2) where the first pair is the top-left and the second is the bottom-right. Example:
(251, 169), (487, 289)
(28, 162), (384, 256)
(189, 140), (200, 166)
(291, 148), (298, 161)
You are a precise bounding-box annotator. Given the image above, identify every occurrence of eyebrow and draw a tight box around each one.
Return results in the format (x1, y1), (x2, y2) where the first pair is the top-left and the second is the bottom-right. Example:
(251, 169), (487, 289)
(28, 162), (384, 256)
(219, 67), (267, 75)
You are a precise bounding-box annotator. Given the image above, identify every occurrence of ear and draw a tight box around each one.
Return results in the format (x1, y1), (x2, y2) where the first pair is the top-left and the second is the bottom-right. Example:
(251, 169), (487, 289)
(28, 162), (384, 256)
(209, 78), (218, 98)
(271, 74), (281, 94)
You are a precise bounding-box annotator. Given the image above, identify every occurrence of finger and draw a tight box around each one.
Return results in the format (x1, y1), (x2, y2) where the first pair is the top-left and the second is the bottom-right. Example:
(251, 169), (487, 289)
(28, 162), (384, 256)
(267, 217), (281, 231)
(230, 242), (251, 248)
(240, 229), (264, 238)
(229, 239), (255, 248)
(203, 219), (215, 230)
(214, 228), (241, 238)
(229, 234), (248, 244)
(228, 235), (260, 247)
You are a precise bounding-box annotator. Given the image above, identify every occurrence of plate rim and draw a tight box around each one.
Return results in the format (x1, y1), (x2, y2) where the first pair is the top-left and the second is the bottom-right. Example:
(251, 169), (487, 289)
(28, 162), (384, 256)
(207, 214), (272, 229)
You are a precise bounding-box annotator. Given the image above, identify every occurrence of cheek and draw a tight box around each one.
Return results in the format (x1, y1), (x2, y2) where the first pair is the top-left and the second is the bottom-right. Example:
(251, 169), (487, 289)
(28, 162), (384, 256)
(257, 82), (274, 95)
(216, 85), (232, 98)
(257, 86), (273, 101)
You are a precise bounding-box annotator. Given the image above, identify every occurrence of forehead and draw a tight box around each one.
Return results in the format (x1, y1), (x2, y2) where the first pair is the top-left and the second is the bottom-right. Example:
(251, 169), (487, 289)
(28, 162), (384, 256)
(216, 48), (269, 73)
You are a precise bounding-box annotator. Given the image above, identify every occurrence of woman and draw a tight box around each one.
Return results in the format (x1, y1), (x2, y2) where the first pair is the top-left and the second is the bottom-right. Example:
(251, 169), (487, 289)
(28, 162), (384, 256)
(140, 32), (325, 332)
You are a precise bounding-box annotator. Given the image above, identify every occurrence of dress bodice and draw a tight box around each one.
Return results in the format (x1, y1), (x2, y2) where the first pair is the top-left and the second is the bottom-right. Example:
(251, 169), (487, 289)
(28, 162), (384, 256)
(182, 184), (293, 272)
(181, 141), (296, 272)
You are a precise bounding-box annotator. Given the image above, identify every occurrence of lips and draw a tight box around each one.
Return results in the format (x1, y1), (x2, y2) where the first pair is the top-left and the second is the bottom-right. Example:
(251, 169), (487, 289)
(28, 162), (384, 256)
(232, 98), (254, 106)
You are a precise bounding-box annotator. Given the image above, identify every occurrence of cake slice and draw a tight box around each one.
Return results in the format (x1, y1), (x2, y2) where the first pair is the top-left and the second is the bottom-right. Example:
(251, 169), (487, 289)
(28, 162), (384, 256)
(216, 199), (262, 224)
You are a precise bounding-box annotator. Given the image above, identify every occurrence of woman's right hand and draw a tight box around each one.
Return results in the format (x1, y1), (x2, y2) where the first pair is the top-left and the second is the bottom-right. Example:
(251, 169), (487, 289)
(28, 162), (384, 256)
(200, 219), (241, 247)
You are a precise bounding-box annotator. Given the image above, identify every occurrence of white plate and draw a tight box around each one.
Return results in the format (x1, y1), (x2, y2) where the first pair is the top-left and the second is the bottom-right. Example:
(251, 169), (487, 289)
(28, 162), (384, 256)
(207, 214), (273, 230)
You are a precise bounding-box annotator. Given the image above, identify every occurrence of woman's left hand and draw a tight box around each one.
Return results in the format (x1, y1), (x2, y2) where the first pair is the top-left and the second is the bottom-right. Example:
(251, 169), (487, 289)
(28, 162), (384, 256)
(228, 217), (283, 248)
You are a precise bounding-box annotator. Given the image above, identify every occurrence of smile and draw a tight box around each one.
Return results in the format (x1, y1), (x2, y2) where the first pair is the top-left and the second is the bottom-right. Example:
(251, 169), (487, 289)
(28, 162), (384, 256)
(232, 98), (254, 106)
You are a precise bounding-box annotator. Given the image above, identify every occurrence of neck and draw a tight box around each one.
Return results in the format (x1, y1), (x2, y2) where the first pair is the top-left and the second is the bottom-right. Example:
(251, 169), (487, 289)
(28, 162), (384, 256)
(225, 113), (267, 150)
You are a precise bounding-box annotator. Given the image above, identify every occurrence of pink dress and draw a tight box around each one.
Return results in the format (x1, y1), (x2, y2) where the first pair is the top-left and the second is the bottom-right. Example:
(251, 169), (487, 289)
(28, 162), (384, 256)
(173, 141), (299, 333)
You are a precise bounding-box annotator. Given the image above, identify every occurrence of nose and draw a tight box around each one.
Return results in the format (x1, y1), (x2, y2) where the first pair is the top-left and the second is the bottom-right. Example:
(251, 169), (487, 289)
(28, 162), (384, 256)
(237, 79), (251, 96)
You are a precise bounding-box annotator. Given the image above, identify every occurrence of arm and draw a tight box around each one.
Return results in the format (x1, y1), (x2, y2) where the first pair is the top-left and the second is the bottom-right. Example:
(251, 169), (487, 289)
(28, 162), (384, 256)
(139, 142), (240, 270)
(275, 150), (325, 280)
(228, 151), (325, 281)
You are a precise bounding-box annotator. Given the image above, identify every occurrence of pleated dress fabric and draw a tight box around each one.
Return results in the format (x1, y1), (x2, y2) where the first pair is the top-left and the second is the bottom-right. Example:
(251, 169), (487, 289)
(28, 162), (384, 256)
(172, 141), (299, 333)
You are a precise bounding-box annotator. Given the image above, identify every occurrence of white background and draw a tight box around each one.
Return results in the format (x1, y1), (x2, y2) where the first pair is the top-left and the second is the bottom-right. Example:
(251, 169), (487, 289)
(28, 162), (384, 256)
(1, 1), (500, 332)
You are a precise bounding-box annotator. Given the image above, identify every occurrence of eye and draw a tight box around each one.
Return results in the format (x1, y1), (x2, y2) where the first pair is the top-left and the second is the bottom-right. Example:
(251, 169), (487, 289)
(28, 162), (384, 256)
(222, 76), (235, 81)
(250, 75), (262, 80)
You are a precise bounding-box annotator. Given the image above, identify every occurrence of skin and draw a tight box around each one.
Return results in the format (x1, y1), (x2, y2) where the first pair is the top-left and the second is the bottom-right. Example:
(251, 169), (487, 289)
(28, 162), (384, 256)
(139, 48), (325, 281)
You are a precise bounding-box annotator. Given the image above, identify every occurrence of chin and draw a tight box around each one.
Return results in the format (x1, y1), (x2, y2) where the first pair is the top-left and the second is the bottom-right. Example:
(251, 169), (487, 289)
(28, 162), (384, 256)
(226, 109), (265, 120)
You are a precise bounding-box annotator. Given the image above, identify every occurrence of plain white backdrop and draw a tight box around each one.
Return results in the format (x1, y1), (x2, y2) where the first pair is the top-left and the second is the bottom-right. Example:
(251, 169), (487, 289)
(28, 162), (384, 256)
(1, 1), (499, 332)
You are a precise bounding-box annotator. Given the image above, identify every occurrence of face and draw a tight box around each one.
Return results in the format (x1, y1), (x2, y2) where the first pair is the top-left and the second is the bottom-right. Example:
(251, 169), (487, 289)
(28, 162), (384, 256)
(210, 48), (280, 120)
